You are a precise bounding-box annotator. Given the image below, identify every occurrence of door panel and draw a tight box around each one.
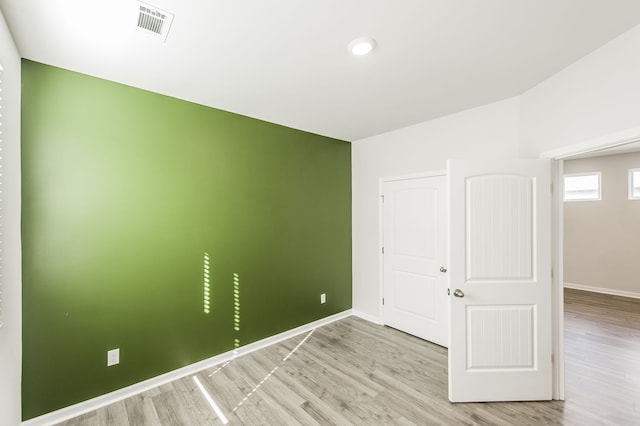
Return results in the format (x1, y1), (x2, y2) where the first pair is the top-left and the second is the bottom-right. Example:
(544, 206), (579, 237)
(466, 175), (533, 281)
(393, 271), (436, 318)
(466, 305), (535, 369)
(448, 159), (552, 402)
(383, 175), (448, 347)
(393, 187), (436, 258)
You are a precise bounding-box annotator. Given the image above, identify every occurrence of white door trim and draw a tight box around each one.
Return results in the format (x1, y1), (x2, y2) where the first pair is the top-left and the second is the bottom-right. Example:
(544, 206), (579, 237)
(379, 171), (447, 323)
(541, 126), (640, 401)
(541, 125), (640, 159)
(550, 158), (564, 401)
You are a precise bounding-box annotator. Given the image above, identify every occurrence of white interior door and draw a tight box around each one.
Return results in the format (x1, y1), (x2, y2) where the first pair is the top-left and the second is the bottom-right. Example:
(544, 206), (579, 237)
(448, 159), (552, 402)
(382, 175), (448, 347)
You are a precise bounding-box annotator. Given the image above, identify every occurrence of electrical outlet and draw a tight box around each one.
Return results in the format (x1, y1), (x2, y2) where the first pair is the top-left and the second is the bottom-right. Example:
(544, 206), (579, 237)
(107, 348), (120, 367)
(320, 293), (326, 304)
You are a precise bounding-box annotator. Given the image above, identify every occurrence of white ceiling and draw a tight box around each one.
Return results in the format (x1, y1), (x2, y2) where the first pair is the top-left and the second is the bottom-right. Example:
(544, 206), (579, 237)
(2, 0), (640, 141)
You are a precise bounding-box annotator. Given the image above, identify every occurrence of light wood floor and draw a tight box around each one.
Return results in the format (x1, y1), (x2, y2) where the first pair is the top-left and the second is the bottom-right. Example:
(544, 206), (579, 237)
(58, 288), (640, 425)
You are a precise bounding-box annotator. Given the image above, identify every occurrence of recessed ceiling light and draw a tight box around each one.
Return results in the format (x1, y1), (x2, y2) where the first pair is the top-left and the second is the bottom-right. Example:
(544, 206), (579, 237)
(348, 36), (377, 56)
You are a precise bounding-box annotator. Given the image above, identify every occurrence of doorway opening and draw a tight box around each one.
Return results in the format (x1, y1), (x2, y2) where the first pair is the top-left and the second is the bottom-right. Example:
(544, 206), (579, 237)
(544, 128), (640, 400)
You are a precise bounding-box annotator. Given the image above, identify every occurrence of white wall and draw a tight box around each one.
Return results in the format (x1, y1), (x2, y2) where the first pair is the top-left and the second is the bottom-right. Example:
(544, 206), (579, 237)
(353, 22), (640, 320)
(352, 97), (520, 319)
(521, 24), (640, 156)
(563, 152), (640, 298)
(0, 8), (22, 426)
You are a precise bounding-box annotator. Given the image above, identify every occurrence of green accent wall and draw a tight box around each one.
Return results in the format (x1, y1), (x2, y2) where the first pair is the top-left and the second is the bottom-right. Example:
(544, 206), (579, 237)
(21, 60), (352, 420)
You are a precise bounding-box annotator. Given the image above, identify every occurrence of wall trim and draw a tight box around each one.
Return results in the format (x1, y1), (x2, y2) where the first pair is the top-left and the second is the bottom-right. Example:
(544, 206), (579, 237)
(550, 159), (565, 401)
(564, 282), (640, 300)
(22, 309), (353, 426)
(540, 125), (640, 159)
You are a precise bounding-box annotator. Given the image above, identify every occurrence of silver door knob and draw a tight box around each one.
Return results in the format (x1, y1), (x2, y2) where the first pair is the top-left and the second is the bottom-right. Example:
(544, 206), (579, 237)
(453, 289), (464, 298)
(440, 267), (447, 273)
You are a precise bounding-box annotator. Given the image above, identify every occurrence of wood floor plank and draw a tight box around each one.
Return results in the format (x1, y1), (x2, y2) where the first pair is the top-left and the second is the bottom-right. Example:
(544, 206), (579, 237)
(172, 376), (217, 425)
(563, 288), (640, 425)
(251, 350), (358, 425)
(124, 394), (161, 425)
(227, 356), (317, 425)
(150, 385), (195, 425)
(56, 288), (640, 425)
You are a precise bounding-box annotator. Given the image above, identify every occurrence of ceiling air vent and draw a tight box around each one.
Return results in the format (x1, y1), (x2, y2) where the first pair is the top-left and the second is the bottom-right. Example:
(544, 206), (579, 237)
(136, 2), (174, 42)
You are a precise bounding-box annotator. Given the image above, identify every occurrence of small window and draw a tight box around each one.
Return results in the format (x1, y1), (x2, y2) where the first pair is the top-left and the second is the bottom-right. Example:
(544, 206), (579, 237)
(564, 173), (601, 201)
(629, 169), (640, 200)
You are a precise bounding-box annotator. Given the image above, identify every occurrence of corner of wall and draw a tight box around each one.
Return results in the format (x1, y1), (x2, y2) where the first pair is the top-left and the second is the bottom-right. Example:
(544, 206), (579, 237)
(0, 8), (22, 426)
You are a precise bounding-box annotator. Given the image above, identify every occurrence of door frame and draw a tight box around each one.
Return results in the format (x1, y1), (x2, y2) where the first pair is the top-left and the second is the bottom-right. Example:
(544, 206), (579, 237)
(379, 170), (447, 327)
(541, 124), (640, 400)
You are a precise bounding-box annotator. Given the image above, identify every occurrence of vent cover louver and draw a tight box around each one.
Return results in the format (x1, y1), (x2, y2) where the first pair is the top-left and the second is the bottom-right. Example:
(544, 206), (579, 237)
(136, 2), (174, 42)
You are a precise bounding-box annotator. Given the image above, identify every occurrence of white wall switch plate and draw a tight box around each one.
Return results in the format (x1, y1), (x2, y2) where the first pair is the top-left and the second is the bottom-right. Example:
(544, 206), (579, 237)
(107, 348), (120, 367)
(320, 293), (326, 304)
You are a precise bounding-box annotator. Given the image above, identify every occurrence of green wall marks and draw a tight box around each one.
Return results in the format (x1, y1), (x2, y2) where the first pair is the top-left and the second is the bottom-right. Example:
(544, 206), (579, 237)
(21, 59), (352, 420)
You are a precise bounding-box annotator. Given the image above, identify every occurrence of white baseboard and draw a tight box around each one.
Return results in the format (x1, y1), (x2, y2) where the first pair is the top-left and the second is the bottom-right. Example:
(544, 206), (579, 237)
(352, 310), (383, 325)
(22, 309), (353, 426)
(564, 282), (640, 300)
